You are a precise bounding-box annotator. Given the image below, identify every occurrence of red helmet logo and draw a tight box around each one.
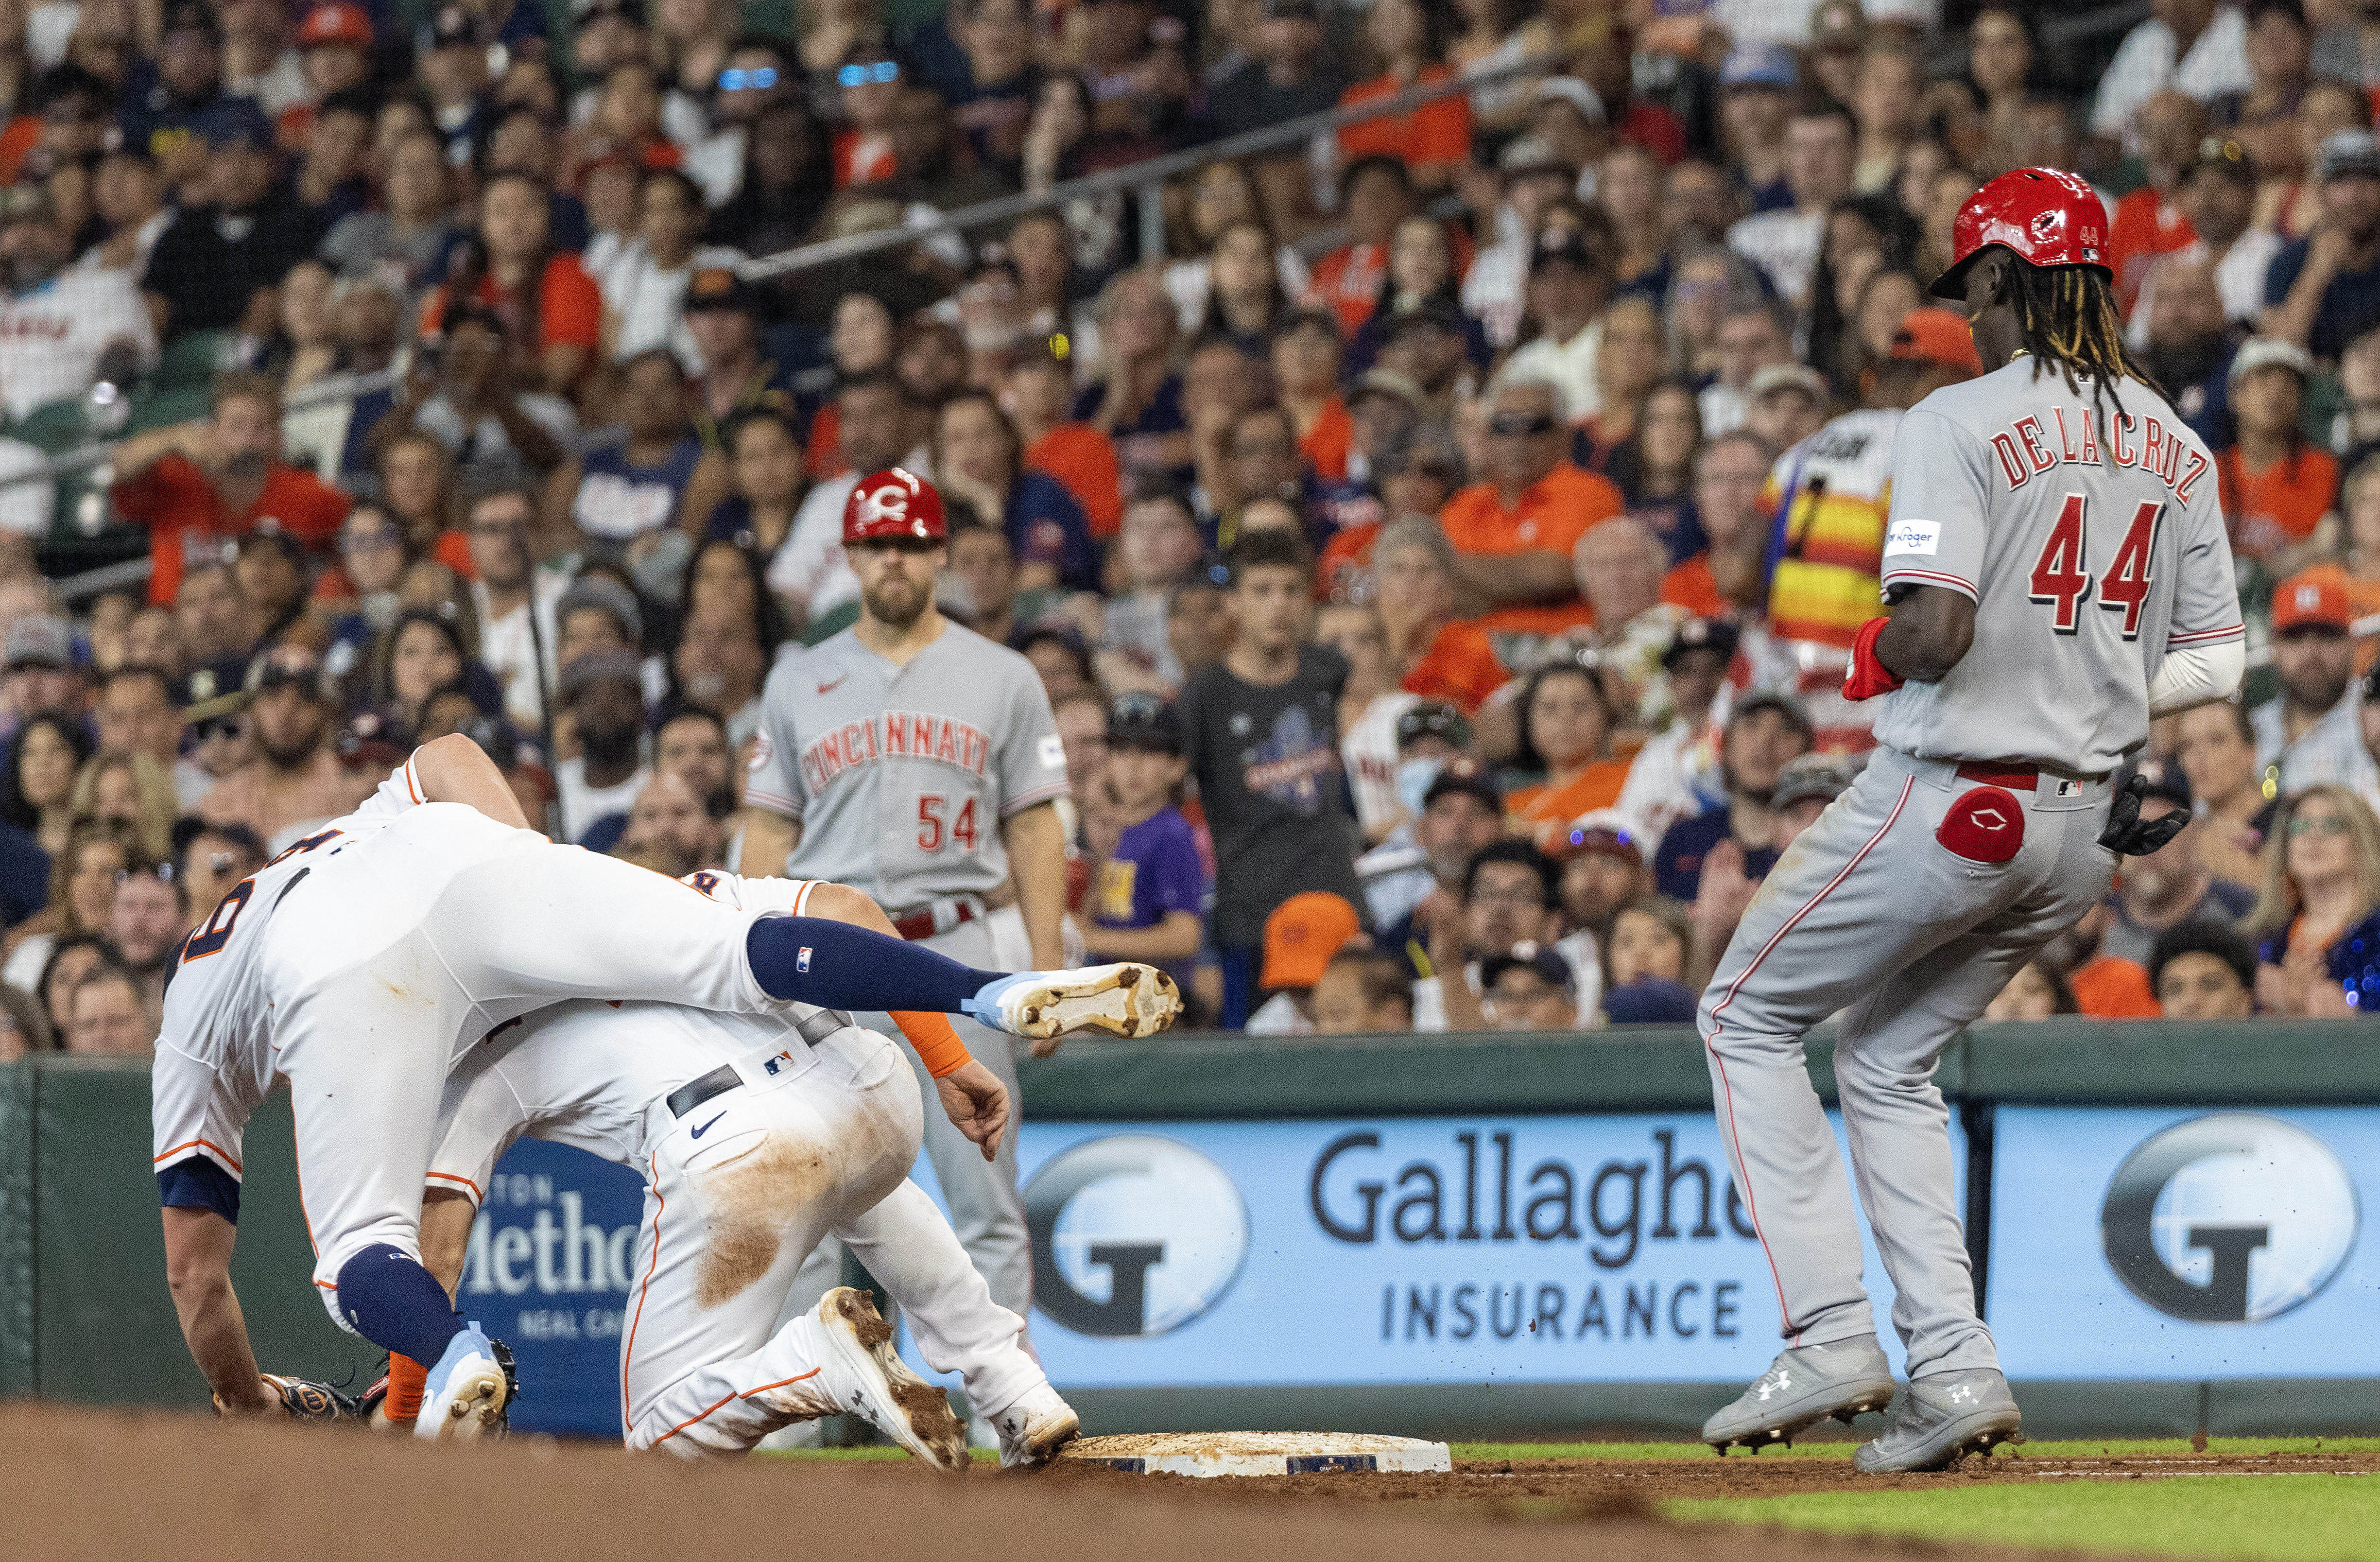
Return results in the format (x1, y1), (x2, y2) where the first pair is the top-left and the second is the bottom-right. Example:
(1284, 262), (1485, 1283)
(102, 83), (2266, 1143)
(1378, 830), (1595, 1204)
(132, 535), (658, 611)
(841, 467), (948, 544)
(1929, 167), (2111, 302)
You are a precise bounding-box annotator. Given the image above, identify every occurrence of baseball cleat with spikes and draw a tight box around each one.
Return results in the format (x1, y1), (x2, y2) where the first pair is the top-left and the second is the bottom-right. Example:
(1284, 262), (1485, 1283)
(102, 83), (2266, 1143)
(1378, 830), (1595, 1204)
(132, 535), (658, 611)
(414, 1325), (515, 1441)
(1854, 1368), (2023, 1474)
(990, 1382), (1081, 1469)
(812, 1287), (969, 1472)
(962, 963), (1181, 1041)
(1704, 1337), (1898, 1454)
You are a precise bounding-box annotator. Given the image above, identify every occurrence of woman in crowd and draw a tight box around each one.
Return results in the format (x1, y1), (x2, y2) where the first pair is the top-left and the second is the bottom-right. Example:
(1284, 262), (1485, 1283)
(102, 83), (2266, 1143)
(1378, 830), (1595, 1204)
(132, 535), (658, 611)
(1663, 246), (1764, 385)
(1601, 894), (1697, 1023)
(1965, 6), (2038, 175)
(1575, 295), (1666, 472)
(2250, 785), (2380, 1017)
(681, 538), (788, 657)
(1337, 0), (1470, 194)
(1600, 144), (1673, 303)
(265, 259), (342, 392)
(69, 750), (176, 864)
(1077, 267), (1190, 481)
(1163, 160), (1311, 332)
(1316, 601), (1420, 845)
(1504, 660), (1633, 850)
(1, 712), (92, 857)
(2259, 76), (2369, 239)
(1349, 215), (1487, 376)
(371, 608), (479, 745)
(704, 98), (834, 256)
(33, 931), (113, 1040)
(1193, 218), (1292, 356)
(934, 390), (1099, 595)
(2220, 343), (2336, 574)
(703, 408), (807, 559)
(803, 290), (897, 475)
(320, 126), (462, 308)
(2212, 0), (2313, 183)
(1, 820), (134, 994)
(1605, 382), (1707, 566)
(429, 171), (605, 397)
(1808, 194), (1918, 399)
(1845, 269), (1928, 393)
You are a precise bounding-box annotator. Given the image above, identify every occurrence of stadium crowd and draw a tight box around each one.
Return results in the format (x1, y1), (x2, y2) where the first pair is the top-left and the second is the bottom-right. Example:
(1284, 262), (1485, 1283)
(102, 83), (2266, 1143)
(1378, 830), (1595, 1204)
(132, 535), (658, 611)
(0, 0), (2376, 1054)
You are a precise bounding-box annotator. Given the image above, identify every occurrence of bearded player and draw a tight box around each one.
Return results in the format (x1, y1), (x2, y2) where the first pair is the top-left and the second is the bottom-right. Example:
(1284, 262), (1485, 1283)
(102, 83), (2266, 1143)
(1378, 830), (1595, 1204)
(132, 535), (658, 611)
(1694, 169), (2244, 1472)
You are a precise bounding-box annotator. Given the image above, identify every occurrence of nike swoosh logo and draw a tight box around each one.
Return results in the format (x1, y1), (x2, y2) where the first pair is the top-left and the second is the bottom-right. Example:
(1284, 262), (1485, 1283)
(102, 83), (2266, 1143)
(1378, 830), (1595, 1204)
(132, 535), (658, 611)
(690, 1112), (725, 1139)
(817, 676), (845, 695)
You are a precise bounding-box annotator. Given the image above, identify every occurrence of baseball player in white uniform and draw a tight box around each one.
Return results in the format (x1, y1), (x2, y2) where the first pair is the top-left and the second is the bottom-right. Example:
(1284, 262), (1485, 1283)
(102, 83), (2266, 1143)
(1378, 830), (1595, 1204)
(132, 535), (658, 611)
(1695, 170), (2246, 1472)
(407, 870), (1078, 1466)
(152, 734), (1176, 1441)
(740, 469), (1086, 1371)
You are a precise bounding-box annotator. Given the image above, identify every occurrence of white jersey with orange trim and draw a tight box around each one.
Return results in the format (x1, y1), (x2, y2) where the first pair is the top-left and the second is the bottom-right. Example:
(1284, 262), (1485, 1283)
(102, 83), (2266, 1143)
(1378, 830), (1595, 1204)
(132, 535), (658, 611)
(150, 756), (434, 1189)
(1872, 361), (2242, 773)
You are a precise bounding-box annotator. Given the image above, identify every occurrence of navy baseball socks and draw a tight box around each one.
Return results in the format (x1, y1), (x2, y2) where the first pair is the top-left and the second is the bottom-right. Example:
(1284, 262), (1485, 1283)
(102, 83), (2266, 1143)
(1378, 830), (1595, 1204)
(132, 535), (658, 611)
(335, 1244), (513, 1440)
(742, 918), (1184, 1040)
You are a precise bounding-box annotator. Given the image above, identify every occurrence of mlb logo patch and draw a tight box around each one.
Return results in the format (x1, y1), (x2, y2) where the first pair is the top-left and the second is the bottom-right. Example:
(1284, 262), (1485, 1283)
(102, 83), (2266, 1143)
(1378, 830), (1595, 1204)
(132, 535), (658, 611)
(796, 947), (813, 973)
(764, 1048), (794, 1076)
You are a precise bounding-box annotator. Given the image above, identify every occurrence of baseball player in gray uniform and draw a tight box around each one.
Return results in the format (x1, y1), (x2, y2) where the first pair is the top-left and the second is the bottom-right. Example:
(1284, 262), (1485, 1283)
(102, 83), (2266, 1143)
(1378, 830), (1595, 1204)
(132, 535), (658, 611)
(1696, 169), (2246, 1473)
(742, 469), (1114, 1374)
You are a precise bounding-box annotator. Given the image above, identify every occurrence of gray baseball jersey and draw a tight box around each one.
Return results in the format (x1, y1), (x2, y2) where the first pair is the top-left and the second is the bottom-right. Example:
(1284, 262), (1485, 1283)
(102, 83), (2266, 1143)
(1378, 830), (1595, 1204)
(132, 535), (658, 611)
(745, 623), (1069, 907)
(1872, 360), (2244, 771)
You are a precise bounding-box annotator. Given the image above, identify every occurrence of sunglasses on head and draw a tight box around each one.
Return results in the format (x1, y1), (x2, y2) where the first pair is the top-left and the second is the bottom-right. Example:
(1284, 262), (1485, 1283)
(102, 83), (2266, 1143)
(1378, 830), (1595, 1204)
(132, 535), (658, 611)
(1488, 412), (1558, 437)
(718, 66), (779, 91)
(837, 60), (899, 87)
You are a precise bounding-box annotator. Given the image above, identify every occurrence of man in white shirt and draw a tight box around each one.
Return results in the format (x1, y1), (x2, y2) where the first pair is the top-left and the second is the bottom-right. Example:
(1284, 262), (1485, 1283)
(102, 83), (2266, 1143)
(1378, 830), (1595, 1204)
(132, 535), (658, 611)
(553, 650), (652, 842)
(2091, 0), (2254, 152)
(1497, 229), (1610, 423)
(1727, 99), (1856, 310)
(769, 371), (931, 629)
(0, 185), (155, 421)
(1462, 138), (1583, 351)
(463, 486), (570, 731)
(2128, 145), (2285, 345)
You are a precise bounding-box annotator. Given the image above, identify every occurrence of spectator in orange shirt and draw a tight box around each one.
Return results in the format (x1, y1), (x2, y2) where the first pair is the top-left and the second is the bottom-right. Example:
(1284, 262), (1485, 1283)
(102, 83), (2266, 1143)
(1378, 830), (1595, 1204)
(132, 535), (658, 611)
(2107, 91), (2205, 310)
(111, 371), (351, 607)
(1272, 309), (1350, 483)
(1305, 155), (1412, 336)
(1006, 347), (1123, 539)
(422, 170), (603, 398)
(1374, 517), (1507, 714)
(1504, 659), (1634, 849)
(1436, 376), (1624, 638)
(2218, 336), (2337, 572)
(1662, 430), (1774, 621)
(1335, 0), (1471, 193)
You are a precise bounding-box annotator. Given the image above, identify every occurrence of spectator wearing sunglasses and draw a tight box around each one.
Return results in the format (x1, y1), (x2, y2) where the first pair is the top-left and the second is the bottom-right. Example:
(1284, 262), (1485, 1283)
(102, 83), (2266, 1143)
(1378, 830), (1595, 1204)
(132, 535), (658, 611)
(683, 35), (797, 207)
(2250, 784), (2380, 1016)
(832, 45), (908, 189)
(1436, 375), (1623, 639)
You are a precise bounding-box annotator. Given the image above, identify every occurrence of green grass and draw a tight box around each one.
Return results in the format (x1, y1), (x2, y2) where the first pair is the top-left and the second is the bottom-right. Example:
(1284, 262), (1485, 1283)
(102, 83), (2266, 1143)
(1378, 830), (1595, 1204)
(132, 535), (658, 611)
(1452, 1438), (2380, 1462)
(1668, 1475), (2380, 1562)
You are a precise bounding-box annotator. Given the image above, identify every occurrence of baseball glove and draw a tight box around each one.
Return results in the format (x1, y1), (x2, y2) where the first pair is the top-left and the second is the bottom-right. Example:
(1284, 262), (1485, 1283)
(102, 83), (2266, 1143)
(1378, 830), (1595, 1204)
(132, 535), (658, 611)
(2098, 773), (2189, 857)
(226, 1373), (368, 1424)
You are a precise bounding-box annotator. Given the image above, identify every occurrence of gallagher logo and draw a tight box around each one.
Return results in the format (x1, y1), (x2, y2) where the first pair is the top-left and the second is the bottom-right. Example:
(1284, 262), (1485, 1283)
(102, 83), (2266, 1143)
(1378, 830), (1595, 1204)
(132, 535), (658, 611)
(1024, 1135), (1248, 1337)
(2099, 1114), (2359, 1323)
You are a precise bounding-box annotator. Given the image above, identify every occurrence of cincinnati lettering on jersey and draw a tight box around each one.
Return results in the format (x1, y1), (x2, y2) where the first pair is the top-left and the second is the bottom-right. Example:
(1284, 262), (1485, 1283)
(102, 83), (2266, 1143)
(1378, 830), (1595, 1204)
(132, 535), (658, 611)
(800, 710), (992, 793)
(1987, 405), (2209, 504)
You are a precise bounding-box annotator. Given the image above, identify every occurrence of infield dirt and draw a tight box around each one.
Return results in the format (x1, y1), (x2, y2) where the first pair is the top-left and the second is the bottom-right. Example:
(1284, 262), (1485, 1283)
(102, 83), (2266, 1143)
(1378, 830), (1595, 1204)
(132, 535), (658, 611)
(9, 1404), (2369, 1562)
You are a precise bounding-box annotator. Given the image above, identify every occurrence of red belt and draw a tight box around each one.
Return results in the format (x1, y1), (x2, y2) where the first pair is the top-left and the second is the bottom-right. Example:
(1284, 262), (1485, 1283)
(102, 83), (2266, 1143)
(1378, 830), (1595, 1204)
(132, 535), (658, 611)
(890, 900), (978, 942)
(1955, 763), (2037, 791)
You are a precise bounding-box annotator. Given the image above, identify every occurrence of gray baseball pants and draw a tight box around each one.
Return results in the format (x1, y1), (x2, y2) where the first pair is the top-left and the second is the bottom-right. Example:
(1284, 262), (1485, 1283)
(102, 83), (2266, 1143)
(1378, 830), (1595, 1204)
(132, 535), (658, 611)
(1698, 746), (2114, 1380)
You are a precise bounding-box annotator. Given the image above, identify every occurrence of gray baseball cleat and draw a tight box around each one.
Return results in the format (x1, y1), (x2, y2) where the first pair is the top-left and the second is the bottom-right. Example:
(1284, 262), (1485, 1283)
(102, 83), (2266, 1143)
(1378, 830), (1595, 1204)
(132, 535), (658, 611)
(1853, 1369), (2023, 1473)
(1704, 1336), (1898, 1453)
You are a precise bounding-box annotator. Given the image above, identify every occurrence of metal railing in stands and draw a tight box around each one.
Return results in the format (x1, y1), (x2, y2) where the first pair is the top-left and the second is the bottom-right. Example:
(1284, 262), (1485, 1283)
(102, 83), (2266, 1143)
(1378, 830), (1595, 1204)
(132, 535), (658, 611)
(739, 51), (1563, 281)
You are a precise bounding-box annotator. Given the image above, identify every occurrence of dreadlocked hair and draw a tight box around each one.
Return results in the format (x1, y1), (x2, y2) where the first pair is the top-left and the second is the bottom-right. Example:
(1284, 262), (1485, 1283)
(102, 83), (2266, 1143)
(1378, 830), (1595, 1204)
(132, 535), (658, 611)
(1997, 260), (2167, 434)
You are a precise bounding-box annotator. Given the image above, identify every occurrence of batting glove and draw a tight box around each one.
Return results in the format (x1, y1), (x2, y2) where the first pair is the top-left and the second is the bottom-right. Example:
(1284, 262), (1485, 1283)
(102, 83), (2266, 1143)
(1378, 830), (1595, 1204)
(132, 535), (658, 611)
(1842, 616), (1904, 702)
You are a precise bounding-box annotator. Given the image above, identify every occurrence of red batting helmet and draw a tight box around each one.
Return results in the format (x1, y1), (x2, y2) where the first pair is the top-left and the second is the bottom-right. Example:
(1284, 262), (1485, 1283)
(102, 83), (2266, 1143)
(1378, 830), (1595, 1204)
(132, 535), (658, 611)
(841, 467), (948, 545)
(1928, 167), (2110, 301)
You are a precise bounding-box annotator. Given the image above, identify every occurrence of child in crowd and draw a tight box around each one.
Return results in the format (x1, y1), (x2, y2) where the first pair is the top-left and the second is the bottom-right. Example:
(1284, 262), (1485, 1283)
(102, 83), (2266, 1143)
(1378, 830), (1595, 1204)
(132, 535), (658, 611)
(1083, 692), (1208, 1018)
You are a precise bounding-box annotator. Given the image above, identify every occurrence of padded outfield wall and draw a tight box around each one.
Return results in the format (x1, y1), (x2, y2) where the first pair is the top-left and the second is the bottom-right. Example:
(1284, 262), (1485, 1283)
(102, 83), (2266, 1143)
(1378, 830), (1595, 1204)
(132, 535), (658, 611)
(2, 1022), (2374, 1440)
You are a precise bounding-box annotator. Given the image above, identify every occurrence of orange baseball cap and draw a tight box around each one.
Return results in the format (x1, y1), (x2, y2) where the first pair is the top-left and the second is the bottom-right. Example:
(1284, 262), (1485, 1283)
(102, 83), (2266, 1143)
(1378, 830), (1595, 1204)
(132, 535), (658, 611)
(2274, 570), (2352, 634)
(1259, 891), (1362, 990)
(1890, 308), (1983, 376)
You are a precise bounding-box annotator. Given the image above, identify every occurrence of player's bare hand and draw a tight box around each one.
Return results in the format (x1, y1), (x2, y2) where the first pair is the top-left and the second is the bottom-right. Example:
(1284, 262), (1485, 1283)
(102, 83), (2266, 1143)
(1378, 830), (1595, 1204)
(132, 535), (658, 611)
(212, 1377), (287, 1418)
(937, 1059), (1010, 1160)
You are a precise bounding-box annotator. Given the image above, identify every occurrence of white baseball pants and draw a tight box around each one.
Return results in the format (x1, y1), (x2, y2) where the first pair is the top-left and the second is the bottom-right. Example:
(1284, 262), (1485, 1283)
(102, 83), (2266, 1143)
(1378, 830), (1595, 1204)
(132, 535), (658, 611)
(267, 803), (784, 1317)
(1697, 746), (2115, 1379)
(621, 1025), (1042, 1456)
